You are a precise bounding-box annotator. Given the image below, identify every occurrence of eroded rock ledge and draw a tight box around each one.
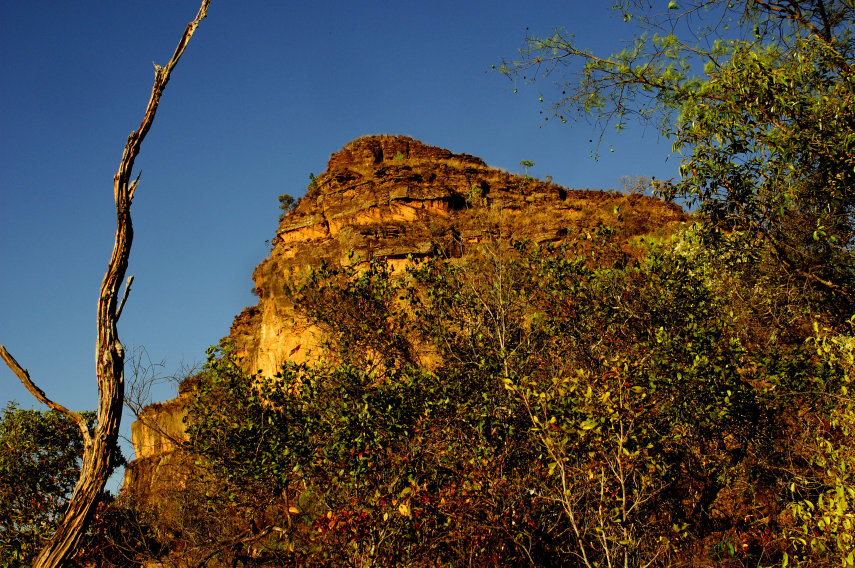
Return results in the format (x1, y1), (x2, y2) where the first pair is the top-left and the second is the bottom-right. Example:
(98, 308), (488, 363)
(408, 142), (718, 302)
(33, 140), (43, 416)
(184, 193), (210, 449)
(237, 134), (684, 379)
(126, 134), (685, 499)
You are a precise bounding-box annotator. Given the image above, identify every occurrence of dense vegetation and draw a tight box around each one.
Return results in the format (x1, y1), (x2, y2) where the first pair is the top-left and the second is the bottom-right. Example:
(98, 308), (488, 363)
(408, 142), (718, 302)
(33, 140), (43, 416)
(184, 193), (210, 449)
(0, 404), (126, 568)
(6, 224), (851, 566)
(144, 224), (847, 567)
(0, 404), (89, 566)
(2, 1), (852, 566)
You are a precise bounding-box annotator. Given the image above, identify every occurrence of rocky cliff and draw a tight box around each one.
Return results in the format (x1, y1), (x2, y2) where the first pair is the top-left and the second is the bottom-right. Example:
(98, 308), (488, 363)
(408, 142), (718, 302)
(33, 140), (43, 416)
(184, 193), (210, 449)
(125, 134), (685, 497)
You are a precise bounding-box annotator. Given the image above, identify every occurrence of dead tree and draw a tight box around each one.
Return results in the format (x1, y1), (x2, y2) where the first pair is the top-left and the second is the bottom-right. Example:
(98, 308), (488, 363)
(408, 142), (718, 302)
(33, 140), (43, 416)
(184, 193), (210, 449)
(0, 2), (209, 566)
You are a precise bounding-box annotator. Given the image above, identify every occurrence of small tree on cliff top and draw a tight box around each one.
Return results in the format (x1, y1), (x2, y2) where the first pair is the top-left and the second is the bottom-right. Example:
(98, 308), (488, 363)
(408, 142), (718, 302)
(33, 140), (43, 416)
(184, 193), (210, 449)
(0, 3), (209, 566)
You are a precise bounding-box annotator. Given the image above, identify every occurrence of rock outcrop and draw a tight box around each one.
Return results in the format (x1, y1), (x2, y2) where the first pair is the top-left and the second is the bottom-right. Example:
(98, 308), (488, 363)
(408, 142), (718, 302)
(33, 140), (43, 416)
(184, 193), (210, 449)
(122, 381), (201, 506)
(235, 134), (684, 379)
(125, 134), (685, 498)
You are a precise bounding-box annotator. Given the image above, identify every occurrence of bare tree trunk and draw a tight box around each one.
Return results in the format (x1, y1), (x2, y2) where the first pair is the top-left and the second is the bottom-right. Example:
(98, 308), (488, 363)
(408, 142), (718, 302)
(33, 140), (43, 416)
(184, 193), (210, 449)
(0, 3), (209, 566)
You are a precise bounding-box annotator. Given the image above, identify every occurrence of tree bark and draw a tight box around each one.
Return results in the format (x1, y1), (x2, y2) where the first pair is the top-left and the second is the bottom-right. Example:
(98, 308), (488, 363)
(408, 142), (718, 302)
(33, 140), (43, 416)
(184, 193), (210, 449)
(1, 3), (209, 566)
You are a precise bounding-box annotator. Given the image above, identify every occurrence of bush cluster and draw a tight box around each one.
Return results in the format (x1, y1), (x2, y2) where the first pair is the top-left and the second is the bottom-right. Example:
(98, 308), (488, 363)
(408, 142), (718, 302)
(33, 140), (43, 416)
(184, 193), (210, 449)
(150, 230), (853, 567)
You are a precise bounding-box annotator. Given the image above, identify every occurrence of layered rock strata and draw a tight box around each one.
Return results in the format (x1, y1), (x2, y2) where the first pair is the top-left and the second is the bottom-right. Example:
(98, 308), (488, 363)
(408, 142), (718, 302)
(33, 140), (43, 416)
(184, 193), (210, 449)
(125, 134), (685, 498)
(235, 134), (684, 378)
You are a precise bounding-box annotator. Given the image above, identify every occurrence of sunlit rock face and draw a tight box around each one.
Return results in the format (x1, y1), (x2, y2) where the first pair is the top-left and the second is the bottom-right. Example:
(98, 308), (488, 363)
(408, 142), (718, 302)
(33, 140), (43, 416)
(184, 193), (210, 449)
(234, 134), (685, 379)
(125, 134), (685, 498)
(124, 389), (194, 506)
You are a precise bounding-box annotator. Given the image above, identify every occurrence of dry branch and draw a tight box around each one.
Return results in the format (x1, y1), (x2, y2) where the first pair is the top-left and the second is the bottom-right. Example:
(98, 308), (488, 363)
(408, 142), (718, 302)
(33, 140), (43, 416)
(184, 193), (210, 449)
(0, 2), (210, 566)
(0, 346), (92, 448)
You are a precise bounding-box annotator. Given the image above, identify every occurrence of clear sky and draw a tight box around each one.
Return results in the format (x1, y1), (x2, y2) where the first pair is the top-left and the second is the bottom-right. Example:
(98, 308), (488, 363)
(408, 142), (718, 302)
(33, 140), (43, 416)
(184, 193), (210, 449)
(0, 1), (679, 486)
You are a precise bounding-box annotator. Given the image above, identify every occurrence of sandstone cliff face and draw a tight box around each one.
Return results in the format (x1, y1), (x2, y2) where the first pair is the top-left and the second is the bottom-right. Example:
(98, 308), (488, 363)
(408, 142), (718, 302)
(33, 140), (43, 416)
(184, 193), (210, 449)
(123, 384), (196, 506)
(126, 134), (685, 497)
(232, 134), (685, 379)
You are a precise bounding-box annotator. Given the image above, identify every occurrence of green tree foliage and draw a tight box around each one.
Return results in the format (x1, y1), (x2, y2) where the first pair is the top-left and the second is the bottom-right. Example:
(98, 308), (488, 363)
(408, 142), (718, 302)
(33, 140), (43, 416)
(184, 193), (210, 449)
(785, 319), (855, 567)
(171, 227), (854, 566)
(501, 0), (854, 311)
(279, 193), (298, 221)
(0, 404), (89, 566)
(0, 403), (124, 567)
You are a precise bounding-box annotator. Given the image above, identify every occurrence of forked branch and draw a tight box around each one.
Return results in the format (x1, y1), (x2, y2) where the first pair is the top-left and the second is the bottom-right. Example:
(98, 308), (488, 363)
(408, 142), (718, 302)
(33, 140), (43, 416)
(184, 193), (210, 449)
(0, 3), (210, 567)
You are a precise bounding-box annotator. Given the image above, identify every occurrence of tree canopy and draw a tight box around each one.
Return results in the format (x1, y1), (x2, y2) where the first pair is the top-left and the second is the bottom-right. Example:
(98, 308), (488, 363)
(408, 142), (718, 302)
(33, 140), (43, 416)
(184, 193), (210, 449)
(502, 0), (854, 310)
(0, 404), (123, 567)
(161, 232), (853, 566)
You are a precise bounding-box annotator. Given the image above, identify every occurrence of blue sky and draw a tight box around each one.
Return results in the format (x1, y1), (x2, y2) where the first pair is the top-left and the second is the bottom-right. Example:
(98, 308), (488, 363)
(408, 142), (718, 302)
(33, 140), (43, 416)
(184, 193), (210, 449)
(0, 1), (680, 483)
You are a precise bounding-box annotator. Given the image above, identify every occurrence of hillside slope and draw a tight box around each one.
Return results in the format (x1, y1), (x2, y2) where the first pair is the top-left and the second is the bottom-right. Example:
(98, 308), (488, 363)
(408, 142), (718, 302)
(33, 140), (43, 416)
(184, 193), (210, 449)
(124, 134), (685, 509)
